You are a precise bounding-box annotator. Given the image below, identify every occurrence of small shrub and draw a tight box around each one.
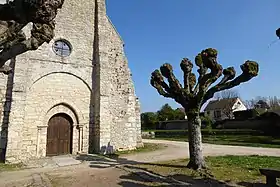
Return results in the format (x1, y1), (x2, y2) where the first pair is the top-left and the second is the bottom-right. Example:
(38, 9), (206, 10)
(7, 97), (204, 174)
(201, 116), (214, 134)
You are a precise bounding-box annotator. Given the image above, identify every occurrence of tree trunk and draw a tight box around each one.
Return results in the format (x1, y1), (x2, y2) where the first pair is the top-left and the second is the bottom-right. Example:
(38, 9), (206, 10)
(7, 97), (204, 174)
(186, 113), (206, 170)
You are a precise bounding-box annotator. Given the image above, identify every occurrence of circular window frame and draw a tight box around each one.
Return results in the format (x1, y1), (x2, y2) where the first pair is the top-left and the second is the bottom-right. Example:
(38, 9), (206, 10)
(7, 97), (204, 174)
(52, 39), (73, 57)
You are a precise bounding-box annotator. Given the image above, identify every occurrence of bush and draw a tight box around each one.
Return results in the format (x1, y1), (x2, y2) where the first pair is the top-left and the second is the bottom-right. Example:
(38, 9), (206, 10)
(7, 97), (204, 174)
(151, 129), (263, 138)
(201, 116), (214, 134)
(233, 109), (259, 120)
(257, 112), (280, 136)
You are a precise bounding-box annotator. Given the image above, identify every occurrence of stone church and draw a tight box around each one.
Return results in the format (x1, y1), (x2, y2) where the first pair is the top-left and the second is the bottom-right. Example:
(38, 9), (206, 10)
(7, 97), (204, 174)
(0, 0), (142, 163)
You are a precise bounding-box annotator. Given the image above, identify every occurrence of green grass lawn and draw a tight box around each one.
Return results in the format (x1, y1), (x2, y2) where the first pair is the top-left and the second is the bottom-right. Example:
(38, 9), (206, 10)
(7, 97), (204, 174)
(116, 143), (166, 155)
(154, 134), (280, 148)
(104, 143), (166, 159)
(135, 155), (280, 186)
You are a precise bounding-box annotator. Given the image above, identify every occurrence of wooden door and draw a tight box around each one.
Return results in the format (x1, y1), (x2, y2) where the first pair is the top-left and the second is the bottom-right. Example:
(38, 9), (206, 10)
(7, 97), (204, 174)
(46, 114), (72, 156)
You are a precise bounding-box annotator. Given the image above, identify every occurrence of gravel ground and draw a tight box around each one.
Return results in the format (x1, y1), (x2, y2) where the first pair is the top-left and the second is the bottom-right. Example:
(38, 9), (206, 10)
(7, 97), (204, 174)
(121, 139), (280, 163)
(1, 139), (279, 187)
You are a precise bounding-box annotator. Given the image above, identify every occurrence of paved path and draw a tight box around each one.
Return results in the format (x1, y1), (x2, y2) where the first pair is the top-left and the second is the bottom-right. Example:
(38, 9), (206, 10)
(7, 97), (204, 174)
(121, 139), (280, 163)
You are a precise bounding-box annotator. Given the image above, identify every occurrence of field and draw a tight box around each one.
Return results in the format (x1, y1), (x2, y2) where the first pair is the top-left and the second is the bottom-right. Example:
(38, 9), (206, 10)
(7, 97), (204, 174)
(135, 155), (280, 186)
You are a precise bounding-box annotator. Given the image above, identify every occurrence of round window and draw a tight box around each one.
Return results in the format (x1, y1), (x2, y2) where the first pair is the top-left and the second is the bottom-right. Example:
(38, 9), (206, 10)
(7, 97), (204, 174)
(52, 39), (72, 57)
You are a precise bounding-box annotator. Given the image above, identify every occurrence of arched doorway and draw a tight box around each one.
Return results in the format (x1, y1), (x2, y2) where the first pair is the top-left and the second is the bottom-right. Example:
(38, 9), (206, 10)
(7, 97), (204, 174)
(46, 113), (73, 156)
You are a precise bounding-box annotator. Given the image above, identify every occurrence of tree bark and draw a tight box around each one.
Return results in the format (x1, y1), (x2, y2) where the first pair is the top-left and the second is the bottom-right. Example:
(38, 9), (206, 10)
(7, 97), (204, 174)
(186, 112), (206, 170)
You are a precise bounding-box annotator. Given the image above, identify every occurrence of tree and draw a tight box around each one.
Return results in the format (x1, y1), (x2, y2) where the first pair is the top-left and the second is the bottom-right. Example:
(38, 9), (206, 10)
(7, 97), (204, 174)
(268, 96), (280, 109)
(214, 89), (240, 99)
(150, 48), (259, 169)
(244, 99), (254, 109)
(244, 96), (280, 110)
(174, 108), (186, 120)
(276, 28), (280, 39)
(157, 104), (175, 121)
(141, 112), (158, 130)
(0, 0), (64, 74)
(244, 96), (268, 109)
(254, 99), (270, 109)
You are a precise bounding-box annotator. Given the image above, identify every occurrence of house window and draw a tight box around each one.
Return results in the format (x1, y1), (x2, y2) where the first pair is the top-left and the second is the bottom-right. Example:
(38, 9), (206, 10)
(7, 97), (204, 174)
(52, 39), (72, 57)
(214, 110), (221, 118)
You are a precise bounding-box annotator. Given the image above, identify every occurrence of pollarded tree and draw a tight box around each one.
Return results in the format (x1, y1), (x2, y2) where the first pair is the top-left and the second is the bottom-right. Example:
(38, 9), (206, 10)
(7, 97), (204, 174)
(0, 0), (64, 74)
(150, 48), (259, 169)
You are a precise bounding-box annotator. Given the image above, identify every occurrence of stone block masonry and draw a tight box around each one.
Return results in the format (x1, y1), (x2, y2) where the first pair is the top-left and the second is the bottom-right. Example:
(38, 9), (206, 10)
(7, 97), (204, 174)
(0, 0), (142, 163)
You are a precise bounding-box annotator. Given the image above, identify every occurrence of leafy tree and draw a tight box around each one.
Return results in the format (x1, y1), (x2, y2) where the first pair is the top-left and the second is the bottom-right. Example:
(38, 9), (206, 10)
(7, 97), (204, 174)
(214, 89), (240, 100)
(255, 99), (270, 109)
(244, 96), (267, 109)
(150, 48), (259, 169)
(141, 112), (158, 130)
(174, 108), (186, 120)
(0, 0), (64, 74)
(157, 104), (175, 121)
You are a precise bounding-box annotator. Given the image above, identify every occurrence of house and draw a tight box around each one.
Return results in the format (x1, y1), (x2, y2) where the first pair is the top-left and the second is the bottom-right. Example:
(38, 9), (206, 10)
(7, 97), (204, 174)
(204, 97), (247, 121)
(254, 100), (270, 110)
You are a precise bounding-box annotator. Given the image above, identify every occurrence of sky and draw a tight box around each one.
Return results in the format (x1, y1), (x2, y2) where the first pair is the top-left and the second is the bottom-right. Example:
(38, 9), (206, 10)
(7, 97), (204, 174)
(106, 0), (280, 113)
(2, 0), (280, 112)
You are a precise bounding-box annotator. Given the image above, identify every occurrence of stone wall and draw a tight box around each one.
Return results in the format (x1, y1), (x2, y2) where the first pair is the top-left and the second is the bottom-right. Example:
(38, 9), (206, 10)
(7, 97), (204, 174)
(93, 0), (142, 152)
(157, 120), (189, 130)
(0, 60), (12, 161)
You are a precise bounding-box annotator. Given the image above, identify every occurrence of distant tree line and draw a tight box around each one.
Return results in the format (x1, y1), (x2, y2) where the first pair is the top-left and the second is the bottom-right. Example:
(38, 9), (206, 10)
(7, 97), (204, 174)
(244, 96), (280, 110)
(141, 104), (185, 130)
(214, 89), (280, 111)
(142, 94), (280, 130)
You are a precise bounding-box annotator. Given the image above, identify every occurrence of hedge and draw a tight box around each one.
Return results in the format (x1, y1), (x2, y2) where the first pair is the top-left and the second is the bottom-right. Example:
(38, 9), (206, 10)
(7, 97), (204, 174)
(143, 129), (265, 138)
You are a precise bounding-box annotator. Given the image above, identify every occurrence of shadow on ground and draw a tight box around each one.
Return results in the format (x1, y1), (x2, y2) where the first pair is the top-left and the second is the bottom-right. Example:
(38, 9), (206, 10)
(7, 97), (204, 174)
(75, 154), (271, 187)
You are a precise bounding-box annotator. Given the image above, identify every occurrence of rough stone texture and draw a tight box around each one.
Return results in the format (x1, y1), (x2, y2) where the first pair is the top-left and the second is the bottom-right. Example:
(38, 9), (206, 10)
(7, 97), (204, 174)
(0, 0), (142, 163)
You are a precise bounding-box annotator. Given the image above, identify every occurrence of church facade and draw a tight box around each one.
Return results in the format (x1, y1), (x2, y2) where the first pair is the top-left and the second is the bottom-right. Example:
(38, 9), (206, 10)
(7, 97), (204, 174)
(0, 0), (142, 163)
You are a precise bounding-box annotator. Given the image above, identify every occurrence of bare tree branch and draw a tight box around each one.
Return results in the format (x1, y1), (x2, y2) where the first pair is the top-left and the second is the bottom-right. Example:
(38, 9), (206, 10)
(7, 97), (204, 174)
(160, 63), (183, 91)
(217, 67), (236, 85)
(194, 49), (223, 95)
(150, 70), (172, 98)
(268, 96), (280, 109)
(202, 60), (259, 105)
(180, 58), (193, 94)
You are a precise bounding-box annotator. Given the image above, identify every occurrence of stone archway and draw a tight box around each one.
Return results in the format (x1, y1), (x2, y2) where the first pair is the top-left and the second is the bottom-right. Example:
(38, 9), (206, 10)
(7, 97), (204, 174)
(46, 113), (73, 156)
(23, 72), (92, 159)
